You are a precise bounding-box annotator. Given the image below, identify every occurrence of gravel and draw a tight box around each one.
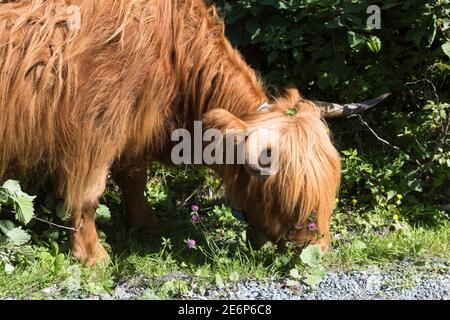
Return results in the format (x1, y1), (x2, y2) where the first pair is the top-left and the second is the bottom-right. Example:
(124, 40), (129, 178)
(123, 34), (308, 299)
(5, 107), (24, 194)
(96, 263), (449, 300)
(20, 262), (450, 300)
(184, 271), (450, 300)
(187, 270), (450, 300)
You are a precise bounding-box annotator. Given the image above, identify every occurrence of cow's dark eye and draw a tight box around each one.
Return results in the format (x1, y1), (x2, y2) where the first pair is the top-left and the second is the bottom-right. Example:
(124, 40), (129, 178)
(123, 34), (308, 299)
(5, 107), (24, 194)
(259, 148), (272, 168)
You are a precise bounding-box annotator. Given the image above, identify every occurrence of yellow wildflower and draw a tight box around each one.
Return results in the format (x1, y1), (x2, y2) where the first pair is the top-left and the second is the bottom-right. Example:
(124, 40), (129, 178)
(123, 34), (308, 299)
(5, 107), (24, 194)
(393, 214), (399, 221)
(396, 194), (403, 200)
(351, 199), (358, 206)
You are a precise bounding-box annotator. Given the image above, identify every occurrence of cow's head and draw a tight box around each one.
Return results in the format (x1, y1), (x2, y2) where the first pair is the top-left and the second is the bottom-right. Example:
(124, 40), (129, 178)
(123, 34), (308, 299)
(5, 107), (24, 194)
(203, 87), (390, 252)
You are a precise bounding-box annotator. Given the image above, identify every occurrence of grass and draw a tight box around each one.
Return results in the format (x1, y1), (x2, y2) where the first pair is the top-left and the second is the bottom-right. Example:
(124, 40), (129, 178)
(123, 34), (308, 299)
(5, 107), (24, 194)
(1, 222), (448, 299)
(0, 164), (449, 299)
(325, 223), (450, 270)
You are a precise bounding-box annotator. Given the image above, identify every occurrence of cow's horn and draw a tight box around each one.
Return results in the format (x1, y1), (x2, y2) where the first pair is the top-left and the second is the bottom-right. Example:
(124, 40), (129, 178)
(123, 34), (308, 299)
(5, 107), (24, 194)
(313, 93), (391, 118)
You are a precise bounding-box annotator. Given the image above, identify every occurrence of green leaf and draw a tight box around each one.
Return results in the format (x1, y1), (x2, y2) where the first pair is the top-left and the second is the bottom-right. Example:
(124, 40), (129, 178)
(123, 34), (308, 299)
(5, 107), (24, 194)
(427, 22), (437, 47)
(229, 271), (239, 282)
(6, 227), (31, 246)
(1, 180), (35, 225)
(53, 253), (65, 274)
(285, 108), (298, 116)
(442, 42), (450, 59)
(386, 190), (396, 201)
(353, 240), (367, 250)
(407, 179), (423, 192)
(0, 220), (16, 234)
(367, 36), (382, 53)
(442, 18), (450, 32)
(20, 246), (35, 261)
(2, 180), (22, 193)
(300, 244), (323, 267)
(289, 268), (302, 279)
(347, 31), (365, 51)
(304, 272), (323, 286)
(96, 204), (111, 225)
(215, 274), (225, 288)
(304, 266), (326, 286)
(161, 280), (175, 295)
(4, 263), (15, 274)
(12, 193), (36, 225)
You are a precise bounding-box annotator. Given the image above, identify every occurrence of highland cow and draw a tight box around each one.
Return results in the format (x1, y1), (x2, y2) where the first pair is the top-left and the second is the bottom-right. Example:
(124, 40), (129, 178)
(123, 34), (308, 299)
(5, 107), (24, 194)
(0, 0), (387, 264)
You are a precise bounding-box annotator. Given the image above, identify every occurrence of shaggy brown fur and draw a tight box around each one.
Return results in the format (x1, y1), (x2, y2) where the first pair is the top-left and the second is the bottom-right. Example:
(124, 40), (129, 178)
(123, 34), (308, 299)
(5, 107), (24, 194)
(0, 0), (341, 264)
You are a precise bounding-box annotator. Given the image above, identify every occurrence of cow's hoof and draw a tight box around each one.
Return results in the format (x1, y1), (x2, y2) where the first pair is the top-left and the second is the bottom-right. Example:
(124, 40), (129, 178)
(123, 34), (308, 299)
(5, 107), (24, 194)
(72, 242), (110, 266)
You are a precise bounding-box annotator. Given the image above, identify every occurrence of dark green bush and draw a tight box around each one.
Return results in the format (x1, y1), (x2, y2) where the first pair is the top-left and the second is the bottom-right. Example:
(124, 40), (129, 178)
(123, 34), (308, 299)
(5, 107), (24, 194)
(217, 0), (450, 227)
(217, 0), (449, 99)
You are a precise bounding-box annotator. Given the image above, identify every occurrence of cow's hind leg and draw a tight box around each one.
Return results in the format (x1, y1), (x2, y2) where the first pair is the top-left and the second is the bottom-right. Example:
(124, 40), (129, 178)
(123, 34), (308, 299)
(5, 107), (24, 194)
(70, 166), (110, 265)
(112, 162), (159, 232)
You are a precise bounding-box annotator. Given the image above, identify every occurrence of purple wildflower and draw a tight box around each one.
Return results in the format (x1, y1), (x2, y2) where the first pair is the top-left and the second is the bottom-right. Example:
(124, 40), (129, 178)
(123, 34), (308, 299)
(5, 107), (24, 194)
(294, 224), (302, 230)
(191, 204), (200, 212)
(307, 223), (317, 232)
(191, 214), (201, 224)
(186, 239), (196, 249)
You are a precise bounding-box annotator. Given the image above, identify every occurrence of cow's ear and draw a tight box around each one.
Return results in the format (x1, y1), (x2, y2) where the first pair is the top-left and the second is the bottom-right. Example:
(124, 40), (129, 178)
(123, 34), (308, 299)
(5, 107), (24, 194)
(284, 84), (302, 103)
(203, 109), (248, 132)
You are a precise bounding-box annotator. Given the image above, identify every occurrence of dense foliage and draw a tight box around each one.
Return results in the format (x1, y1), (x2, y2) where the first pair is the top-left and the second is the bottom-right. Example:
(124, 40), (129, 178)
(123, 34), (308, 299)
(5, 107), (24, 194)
(217, 0), (450, 229)
(217, 0), (449, 98)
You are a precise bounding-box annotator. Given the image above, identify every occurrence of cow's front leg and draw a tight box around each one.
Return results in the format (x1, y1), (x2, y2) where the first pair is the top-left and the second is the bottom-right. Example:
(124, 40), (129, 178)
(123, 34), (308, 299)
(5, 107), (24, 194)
(70, 166), (110, 265)
(316, 215), (331, 253)
(112, 162), (159, 231)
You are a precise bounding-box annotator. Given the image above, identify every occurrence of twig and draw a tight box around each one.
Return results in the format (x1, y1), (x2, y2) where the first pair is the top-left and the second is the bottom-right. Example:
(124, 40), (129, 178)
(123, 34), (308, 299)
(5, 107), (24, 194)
(0, 206), (83, 232)
(413, 138), (427, 154)
(351, 114), (400, 150)
(176, 188), (199, 209)
(32, 216), (83, 232)
(405, 79), (440, 103)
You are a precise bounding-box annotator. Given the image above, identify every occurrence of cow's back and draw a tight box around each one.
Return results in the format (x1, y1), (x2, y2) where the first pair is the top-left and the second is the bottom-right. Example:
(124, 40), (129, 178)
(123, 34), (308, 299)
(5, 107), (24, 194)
(0, 0), (167, 182)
